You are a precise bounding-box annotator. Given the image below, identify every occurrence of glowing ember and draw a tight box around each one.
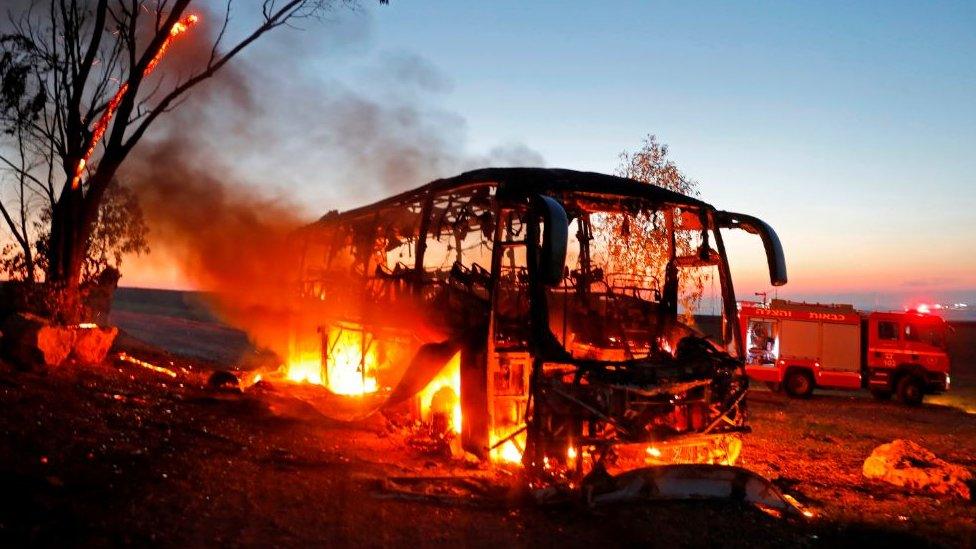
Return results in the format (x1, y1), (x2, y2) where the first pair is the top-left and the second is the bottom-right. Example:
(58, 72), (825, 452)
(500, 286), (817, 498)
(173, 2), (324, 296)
(416, 352), (462, 433)
(77, 323), (98, 329)
(496, 441), (523, 463)
(566, 445), (578, 469)
(493, 438), (524, 464)
(782, 494), (816, 518)
(646, 446), (662, 458)
(118, 352), (178, 378)
(145, 14), (200, 74)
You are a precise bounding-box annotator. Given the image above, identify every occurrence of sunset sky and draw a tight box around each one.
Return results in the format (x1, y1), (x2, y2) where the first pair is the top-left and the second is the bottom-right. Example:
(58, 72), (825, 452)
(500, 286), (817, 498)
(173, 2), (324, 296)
(121, 1), (975, 310)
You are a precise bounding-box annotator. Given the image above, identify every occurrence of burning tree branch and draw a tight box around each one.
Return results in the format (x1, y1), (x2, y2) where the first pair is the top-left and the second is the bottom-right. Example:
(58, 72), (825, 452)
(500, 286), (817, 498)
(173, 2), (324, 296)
(0, 0), (375, 320)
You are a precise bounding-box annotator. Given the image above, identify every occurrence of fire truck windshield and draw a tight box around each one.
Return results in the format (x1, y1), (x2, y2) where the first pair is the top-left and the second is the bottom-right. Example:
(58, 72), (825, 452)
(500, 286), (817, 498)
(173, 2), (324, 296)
(905, 318), (949, 349)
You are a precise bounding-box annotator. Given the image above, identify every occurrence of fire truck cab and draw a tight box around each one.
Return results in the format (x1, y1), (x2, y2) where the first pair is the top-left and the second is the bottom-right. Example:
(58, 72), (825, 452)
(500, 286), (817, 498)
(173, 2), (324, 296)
(740, 300), (950, 405)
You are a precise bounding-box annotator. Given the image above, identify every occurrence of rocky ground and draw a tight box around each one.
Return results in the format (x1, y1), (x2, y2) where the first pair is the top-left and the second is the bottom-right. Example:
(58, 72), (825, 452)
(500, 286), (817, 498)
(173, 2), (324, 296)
(0, 343), (973, 547)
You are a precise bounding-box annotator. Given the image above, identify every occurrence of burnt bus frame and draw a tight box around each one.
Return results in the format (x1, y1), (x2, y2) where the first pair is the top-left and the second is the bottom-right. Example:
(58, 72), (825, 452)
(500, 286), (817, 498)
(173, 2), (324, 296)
(295, 168), (787, 467)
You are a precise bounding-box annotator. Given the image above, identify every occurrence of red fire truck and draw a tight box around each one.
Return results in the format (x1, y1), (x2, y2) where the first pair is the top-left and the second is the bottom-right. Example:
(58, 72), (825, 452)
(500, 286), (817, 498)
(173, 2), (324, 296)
(740, 300), (951, 405)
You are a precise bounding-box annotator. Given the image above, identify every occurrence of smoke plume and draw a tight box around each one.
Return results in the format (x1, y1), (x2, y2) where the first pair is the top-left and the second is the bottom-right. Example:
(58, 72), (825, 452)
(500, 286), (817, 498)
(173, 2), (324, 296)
(121, 7), (543, 362)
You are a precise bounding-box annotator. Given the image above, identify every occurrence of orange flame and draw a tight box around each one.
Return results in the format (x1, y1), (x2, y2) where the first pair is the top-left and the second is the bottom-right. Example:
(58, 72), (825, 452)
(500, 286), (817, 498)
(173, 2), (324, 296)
(494, 439), (524, 464)
(285, 350), (324, 385)
(324, 327), (379, 395)
(72, 14), (200, 189)
(416, 352), (462, 434)
(284, 326), (379, 396)
(118, 352), (178, 378)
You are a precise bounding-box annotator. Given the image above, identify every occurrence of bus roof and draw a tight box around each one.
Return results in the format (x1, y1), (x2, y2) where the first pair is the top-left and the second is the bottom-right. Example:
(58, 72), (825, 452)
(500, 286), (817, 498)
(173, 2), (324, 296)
(309, 167), (711, 228)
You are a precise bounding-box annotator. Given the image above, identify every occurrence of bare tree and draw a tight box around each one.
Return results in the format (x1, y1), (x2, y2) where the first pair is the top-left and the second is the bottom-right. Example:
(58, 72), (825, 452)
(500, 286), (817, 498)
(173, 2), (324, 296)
(0, 44), (48, 281)
(0, 0), (362, 321)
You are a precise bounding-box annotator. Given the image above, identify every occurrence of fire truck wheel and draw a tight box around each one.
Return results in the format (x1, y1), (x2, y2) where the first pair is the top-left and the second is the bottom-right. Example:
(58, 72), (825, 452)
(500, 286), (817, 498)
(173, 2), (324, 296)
(869, 388), (893, 401)
(896, 375), (925, 406)
(784, 369), (814, 399)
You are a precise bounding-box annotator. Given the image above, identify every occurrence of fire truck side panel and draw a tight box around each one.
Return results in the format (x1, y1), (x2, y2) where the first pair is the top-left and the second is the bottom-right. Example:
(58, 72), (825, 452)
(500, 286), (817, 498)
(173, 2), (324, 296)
(817, 322), (862, 389)
(741, 302), (864, 391)
(742, 302), (951, 398)
(779, 319), (819, 362)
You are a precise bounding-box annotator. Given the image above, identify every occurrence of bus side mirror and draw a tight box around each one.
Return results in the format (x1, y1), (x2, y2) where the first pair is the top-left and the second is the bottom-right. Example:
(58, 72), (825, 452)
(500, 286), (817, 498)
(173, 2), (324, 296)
(533, 195), (569, 286)
(717, 211), (788, 287)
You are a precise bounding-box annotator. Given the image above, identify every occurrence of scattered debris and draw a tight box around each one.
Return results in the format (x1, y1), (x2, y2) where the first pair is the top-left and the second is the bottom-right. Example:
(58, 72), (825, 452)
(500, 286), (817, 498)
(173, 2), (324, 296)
(862, 439), (973, 500)
(1, 313), (118, 367)
(375, 474), (509, 506)
(207, 370), (241, 392)
(249, 379), (276, 392)
(584, 464), (812, 518)
(96, 391), (149, 406)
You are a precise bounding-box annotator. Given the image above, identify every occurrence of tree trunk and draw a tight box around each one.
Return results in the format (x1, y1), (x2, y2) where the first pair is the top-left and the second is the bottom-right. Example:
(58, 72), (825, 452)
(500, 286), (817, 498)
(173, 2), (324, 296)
(45, 186), (85, 323)
(44, 159), (121, 323)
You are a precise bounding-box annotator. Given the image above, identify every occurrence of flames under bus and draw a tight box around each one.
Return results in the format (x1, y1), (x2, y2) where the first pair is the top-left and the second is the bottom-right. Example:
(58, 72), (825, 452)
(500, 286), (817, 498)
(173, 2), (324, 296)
(291, 168), (787, 481)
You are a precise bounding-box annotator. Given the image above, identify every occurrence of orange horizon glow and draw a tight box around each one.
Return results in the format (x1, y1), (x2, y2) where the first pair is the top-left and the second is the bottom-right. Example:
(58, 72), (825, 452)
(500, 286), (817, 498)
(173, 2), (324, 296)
(116, 240), (976, 301)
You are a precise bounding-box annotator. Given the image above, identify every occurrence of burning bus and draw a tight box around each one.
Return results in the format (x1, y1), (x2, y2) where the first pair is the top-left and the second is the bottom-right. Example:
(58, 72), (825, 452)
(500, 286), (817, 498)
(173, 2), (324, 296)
(287, 168), (787, 481)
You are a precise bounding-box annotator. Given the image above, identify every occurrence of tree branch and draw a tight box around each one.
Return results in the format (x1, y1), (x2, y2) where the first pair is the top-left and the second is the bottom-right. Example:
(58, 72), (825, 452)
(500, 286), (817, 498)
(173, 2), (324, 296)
(122, 0), (315, 155)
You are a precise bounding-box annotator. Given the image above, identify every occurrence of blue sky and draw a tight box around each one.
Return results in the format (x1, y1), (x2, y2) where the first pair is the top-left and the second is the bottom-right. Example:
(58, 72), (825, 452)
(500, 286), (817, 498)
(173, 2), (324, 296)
(357, 1), (976, 302)
(130, 1), (976, 307)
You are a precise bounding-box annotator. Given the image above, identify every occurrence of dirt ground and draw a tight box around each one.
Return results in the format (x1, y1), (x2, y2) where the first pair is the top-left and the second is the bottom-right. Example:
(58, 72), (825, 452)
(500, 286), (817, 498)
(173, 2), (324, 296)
(0, 300), (973, 547)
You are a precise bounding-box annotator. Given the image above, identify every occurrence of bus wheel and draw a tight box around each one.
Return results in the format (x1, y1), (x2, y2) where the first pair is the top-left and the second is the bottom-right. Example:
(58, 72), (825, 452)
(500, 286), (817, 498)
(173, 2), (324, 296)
(896, 375), (925, 406)
(784, 369), (814, 399)
(869, 388), (893, 401)
(764, 382), (782, 393)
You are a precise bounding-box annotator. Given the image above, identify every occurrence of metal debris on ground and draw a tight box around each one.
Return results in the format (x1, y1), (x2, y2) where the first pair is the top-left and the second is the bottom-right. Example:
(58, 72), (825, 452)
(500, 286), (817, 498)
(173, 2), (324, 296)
(374, 474), (510, 507)
(583, 463), (813, 519)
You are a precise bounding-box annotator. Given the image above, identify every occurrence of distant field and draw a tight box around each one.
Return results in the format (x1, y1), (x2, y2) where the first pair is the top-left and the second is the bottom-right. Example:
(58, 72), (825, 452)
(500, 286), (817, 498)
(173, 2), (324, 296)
(110, 288), (976, 411)
(110, 287), (259, 367)
(113, 287), (221, 323)
(948, 321), (976, 366)
(930, 320), (976, 412)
